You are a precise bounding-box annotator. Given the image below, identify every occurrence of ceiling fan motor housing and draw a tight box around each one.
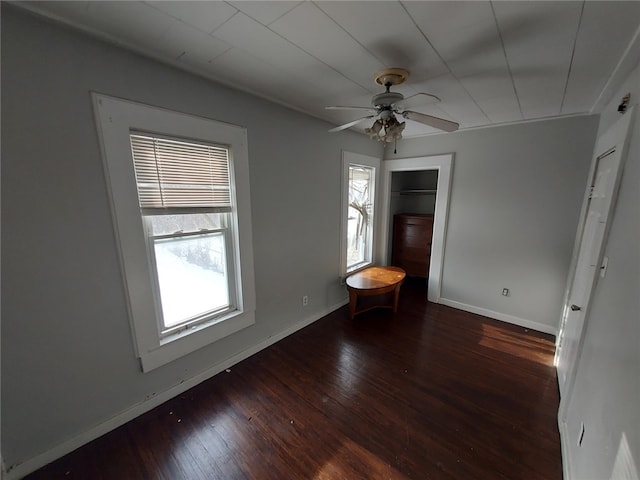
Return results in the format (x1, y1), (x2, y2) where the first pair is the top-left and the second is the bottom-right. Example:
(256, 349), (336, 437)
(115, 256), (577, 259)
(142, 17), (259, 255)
(372, 91), (404, 108)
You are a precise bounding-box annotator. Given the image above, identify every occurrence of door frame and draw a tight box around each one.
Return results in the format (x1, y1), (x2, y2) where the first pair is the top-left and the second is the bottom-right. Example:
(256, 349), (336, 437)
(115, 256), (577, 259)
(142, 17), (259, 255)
(556, 107), (635, 422)
(376, 153), (454, 303)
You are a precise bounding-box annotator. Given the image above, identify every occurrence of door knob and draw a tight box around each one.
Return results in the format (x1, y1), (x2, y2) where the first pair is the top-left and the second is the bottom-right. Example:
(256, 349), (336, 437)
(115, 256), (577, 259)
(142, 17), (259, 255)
(571, 304), (581, 311)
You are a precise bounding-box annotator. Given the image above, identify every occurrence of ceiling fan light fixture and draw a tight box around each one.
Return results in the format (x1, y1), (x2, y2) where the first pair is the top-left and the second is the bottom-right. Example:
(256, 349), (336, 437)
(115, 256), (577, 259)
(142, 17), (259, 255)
(366, 114), (405, 144)
(385, 118), (405, 143)
(365, 119), (383, 139)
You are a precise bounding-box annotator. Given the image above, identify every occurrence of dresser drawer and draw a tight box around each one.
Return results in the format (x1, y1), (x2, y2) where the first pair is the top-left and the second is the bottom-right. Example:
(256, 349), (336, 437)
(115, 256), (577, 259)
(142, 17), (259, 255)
(392, 214), (434, 278)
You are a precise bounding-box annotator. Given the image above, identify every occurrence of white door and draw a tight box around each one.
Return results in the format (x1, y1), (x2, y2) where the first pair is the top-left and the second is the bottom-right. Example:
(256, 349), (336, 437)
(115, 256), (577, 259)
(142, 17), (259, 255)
(556, 152), (614, 396)
(555, 107), (635, 402)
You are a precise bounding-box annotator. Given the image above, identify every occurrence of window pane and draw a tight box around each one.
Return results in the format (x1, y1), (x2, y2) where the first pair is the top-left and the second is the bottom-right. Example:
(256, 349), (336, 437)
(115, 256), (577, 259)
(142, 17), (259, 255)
(347, 165), (374, 269)
(154, 232), (229, 329)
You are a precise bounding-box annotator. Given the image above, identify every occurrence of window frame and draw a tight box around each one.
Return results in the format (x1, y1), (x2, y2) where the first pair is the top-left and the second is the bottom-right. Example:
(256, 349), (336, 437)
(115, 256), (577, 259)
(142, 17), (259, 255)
(129, 132), (237, 336)
(93, 93), (256, 372)
(340, 151), (381, 276)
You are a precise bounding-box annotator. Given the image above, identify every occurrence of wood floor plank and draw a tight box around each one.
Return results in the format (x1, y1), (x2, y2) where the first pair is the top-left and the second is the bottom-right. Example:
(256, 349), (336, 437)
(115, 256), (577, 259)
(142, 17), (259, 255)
(24, 278), (562, 479)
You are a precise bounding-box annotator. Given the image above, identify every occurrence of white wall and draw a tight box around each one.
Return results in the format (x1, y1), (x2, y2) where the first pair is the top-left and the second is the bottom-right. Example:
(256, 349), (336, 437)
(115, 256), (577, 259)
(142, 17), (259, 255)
(0, 7), (380, 474)
(0, 5), (618, 476)
(386, 115), (599, 333)
(563, 64), (639, 480)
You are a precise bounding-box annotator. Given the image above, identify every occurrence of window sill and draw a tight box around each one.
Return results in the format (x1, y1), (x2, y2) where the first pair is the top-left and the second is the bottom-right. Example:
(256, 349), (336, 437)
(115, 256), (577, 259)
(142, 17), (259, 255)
(159, 307), (238, 345)
(141, 309), (255, 372)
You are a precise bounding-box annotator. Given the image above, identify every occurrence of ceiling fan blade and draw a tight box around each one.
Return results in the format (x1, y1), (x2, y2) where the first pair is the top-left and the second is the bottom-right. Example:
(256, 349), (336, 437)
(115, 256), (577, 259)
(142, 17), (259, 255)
(325, 105), (377, 113)
(394, 93), (441, 110)
(328, 115), (376, 133)
(402, 111), (459, 133)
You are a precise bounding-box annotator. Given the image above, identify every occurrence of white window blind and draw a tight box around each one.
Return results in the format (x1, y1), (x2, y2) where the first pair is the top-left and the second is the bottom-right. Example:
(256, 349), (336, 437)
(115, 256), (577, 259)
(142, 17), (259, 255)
(129, 133), (231, 210)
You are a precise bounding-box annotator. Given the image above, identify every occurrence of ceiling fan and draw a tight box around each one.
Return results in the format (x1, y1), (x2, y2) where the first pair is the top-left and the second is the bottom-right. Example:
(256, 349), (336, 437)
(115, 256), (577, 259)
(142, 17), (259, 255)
(326, 68), (459, 150)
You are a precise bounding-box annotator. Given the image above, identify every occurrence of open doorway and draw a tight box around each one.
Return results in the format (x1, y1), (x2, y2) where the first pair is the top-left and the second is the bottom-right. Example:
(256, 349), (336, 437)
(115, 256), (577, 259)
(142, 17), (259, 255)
(389, 170), (438, 281)
(376, 154), (453, 303)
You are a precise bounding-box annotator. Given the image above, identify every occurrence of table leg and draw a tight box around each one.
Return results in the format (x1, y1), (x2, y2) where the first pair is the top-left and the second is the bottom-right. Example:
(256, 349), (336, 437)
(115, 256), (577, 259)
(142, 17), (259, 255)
(348, 290), (358, 320)
(393, 285), (402, 314)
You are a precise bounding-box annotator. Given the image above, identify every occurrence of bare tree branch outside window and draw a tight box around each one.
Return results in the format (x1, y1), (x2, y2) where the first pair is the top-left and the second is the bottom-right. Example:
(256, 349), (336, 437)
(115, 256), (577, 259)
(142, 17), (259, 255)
(347, 166), (374, 269)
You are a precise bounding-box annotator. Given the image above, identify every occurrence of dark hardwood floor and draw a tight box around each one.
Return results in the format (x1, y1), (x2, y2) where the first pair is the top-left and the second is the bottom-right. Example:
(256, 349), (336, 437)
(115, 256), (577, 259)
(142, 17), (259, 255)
(26, 278), (562, 479)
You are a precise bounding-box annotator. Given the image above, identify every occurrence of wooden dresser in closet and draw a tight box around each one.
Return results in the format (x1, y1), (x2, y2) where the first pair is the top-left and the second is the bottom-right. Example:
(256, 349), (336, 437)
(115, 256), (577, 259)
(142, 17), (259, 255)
(392, 214), (434, 278)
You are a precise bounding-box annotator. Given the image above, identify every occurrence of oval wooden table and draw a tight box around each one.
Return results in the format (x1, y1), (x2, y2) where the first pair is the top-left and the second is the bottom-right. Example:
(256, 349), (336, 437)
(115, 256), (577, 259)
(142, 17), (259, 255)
(345, 266), (406, 320)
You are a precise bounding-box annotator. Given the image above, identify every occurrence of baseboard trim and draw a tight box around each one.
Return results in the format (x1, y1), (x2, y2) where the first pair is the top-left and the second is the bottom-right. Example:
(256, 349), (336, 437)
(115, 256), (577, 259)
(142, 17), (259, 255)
(5, 300), (348, 480)
(559, 419), (572, 480)
(438, 298), (557, 336)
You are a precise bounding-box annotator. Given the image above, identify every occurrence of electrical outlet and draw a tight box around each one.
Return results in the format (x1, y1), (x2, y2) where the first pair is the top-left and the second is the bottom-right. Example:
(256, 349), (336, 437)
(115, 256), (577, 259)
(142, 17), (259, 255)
(302, 295), (308, 307)
(502, 288), (510, 296)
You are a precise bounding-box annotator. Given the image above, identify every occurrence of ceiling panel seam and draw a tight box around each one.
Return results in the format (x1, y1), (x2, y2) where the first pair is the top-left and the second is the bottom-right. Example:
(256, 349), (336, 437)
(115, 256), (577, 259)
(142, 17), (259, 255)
(312, 1), (391, 87)
(559, 1), (586, 115)
(210, 9), (240, 36)
(223, 0), (303, 28)
(223, 4), (373, 94)
(202, 11), (242, 65)
(490, 1), (523, 120)
(142, 3), (238, 63)
(399, 0), (492, 123)
(144, 1), (236, 35)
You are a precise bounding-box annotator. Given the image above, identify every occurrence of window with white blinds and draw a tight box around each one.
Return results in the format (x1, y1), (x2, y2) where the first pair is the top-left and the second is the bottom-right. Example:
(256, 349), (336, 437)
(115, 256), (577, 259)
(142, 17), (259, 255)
(129, 133), (231, 211)
(94, 93), (255, 372)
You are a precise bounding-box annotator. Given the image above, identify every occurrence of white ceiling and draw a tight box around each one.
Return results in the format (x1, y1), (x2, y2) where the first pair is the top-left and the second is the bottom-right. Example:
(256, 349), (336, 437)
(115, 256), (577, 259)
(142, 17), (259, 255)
(17, 1), (640, 137)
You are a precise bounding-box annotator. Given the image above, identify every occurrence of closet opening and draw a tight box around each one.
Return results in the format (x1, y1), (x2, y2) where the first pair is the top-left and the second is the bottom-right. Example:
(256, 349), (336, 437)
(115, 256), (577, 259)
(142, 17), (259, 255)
(389, 170), (438, 281)
(377, 153), (453, 303)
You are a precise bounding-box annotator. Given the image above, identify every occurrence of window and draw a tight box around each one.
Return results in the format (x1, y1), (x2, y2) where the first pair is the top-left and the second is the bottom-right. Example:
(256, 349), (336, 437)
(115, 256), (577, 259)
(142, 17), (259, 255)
(341, 152), (380, 274)
(347, 165), (375, 269)
(129, 134), (236, 336)
(93, 94), (255, 372)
